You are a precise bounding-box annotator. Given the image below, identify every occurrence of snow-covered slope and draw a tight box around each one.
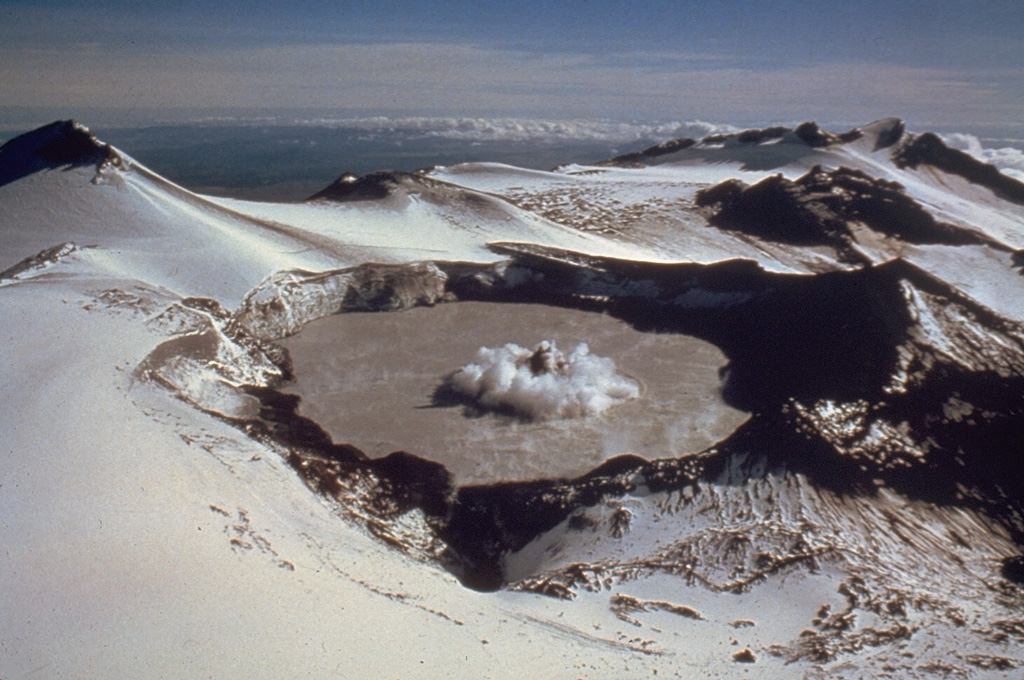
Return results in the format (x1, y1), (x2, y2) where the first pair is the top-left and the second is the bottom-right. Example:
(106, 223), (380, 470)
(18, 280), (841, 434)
(0, 121), (657, 305)
(3, 118), (1024, 679)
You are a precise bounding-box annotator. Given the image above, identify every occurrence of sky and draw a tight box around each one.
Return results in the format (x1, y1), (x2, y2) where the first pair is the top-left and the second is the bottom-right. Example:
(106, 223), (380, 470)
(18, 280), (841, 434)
(1, 0), (1022, 130)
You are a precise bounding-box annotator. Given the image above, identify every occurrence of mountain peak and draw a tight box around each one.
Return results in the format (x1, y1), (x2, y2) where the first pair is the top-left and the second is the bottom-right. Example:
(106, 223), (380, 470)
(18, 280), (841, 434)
(0, 119), (122, 188)
(597, 118), (906, 168)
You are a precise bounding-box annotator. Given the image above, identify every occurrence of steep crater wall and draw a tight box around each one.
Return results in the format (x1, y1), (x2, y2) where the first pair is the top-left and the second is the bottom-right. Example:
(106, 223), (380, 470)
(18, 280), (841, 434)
(138, 249), (1024, 590)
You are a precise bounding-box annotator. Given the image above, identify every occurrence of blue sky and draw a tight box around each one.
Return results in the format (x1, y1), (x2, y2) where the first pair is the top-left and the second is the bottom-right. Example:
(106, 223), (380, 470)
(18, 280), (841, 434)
(2, 1), (1022, 128)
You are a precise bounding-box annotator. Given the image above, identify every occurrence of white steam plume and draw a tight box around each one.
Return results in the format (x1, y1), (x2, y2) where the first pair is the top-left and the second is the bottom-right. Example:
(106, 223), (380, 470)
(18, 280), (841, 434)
(449, 340), (639, 421)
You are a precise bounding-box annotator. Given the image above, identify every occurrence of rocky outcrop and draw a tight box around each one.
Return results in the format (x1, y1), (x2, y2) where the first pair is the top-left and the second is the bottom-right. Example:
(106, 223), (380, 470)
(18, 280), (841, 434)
(230, 262), (451, 341)
(0, 242), (79, 281)
(0, 120), (122, 187)
(793, 121), (863, 147)
(599, 122), (869, 167)
(695, 164), (1005, 261)
(895, 131), (1024, 204)
(307, 170), (410, 202)
(598, 137), (698, 167)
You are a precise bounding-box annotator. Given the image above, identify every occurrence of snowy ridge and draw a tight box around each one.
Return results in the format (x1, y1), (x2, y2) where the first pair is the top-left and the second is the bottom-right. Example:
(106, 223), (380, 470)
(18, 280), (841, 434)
(941, 132), (1024, 181)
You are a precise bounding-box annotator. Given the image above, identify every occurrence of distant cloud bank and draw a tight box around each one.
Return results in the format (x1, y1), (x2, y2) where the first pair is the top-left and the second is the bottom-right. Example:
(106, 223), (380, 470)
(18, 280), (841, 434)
(183, 115), (739, 144)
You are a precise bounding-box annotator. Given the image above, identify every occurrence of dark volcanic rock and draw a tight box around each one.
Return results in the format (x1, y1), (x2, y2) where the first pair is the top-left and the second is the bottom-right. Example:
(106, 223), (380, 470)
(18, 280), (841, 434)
(735, 125), (790, 144)
(307, 169), (515, 224)
(0, 242), (78, 280)
(894, 131), (1024, 204)
(1003, 556), (1024, 584)
(308, 170), (409, 202)
(0, 119), (122, 187)
(793, 121), (863, 147)
(696, 171), (858, 258)
(597, 122), (871, 168)
(702, 125), (791, 146)
(598, 137), (698, 167)
(695, 164), (1004, 259)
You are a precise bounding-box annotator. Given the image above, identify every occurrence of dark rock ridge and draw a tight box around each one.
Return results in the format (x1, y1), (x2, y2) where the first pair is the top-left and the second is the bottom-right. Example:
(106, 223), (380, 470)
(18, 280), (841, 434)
(598, 121), (866, 167)
(598, 137), (698, 167)
(306, 168), (517, 220)
(307, 170), (413, 202)
(895, 131), (1024, 205)
(792, 121), (864, 148)
(695, 165), (1004, 262)
(703, 125), (791, 145)
(0, 120), (122, 188)
(224, 249), (1024, 589)
(0, 242), (79, 281)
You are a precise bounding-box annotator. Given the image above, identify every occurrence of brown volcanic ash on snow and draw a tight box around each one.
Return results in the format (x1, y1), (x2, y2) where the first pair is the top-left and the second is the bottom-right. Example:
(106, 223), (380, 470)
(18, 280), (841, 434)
(3, 117), (1024, 678)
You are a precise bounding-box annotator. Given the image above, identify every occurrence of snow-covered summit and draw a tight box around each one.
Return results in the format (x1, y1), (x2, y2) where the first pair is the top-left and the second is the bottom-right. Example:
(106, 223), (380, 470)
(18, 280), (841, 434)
(0, 119), (122, 186)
